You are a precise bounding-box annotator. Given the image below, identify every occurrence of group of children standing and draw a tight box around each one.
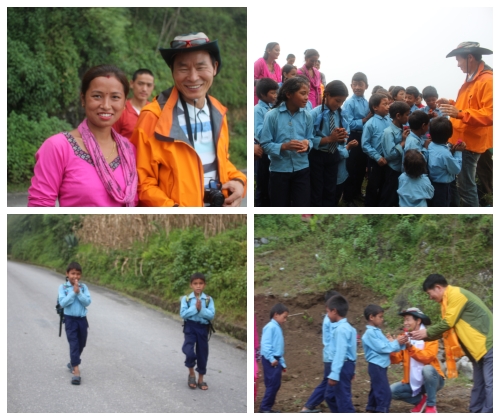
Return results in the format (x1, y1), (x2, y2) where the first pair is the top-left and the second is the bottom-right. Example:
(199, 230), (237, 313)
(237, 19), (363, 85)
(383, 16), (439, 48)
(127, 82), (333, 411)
(254, 70), (465, 207)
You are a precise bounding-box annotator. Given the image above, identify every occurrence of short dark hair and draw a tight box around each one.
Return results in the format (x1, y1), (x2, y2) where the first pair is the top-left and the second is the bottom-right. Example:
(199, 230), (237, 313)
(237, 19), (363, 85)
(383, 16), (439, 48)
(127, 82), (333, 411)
(270, 303), (289, 319)
(256, 78), (279, 100)
(190, 272), (206, 284)
(371, 85), (383, 95)
(263, 42), (279, 59)
(364, 304), (384, 320)
(81, 65), (129, 97)
(66, 262), (82, 273)
(324, 290), (340, 303)
(405, 86), (420, 98)
(287, 53), (295, 60)
(132, 68), (154, 81)
(352, 72), (368, 85)
(390, 86), (405, 99)
(304, 49), (320, 59)
(389, 100), (410, 118)
(429, 117), (453, 144)
(274, 76), (309, 109)
(281, 64), (297, 83)
(326, 295), (348, 317)
(423, 274), (448, 291)
(404, 149), (427, 178)
(409, 110), (430, 130)
(422, 86), (438, 101)
(369, 93), (388, 114)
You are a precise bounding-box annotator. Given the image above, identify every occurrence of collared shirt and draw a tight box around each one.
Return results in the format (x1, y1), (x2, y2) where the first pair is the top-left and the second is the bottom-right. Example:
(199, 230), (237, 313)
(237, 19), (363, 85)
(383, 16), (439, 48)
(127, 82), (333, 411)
(260, 102), (314, 173)
(322, 315), (333, 362)
(261, 319), (286, 368)
(382, 122), (404, 171)
(328, 318), (357, 381)
(337, 142), (350, 185)
(343, 94), (369, 132)
(180, 292), (215, 325)
(409, 104), (419, 114)
(398, 172), (434, 207)
(58, 280), (91, 317)
(420, 105), (443, 118)
(309, 105), (350, 151)
(254, 100), (273, 142)
(427, 142), (462, 183)
(361, 114), (392, 161)
(113, 99), (150, 140)
(362, 325), (403, 368)
(404, 131), (429, 167)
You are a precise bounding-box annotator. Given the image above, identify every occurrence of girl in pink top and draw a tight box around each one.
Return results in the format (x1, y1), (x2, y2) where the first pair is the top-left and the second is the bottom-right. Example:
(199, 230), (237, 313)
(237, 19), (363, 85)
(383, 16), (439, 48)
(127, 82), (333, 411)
(297, 49), (322, 107)
(28, 65), (138, 207)
(254, 42), (282, 105)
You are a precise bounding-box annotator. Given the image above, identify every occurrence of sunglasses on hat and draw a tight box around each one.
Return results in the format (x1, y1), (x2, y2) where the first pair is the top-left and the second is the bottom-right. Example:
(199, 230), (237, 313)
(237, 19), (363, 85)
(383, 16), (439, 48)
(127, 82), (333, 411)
(170, 37), (210, 49)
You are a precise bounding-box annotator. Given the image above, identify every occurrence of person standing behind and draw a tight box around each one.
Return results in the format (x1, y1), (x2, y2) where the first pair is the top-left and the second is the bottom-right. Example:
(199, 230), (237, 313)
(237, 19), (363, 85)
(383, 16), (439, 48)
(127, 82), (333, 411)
(420, 86), (443, 120)
(410, 274), (493, 413)
(403, 111), (431, 163)
(342, 72), (372, 206)
(297, 49), (322, 107)
(286, 54), (295, 65)
(398, 150), (434, 207)
(405, 86), (420, 114)
(254, 42), (282, 105)
(437, 42), (493, 207)
(113, 69), (155, 140)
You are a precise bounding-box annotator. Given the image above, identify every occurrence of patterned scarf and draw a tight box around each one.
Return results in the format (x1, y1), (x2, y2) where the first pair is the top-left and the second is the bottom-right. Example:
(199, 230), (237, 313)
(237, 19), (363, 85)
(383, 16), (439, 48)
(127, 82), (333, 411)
(78, 119), (137, 206)
(299, 64), (321, 89)
(441, 288), (465, 378)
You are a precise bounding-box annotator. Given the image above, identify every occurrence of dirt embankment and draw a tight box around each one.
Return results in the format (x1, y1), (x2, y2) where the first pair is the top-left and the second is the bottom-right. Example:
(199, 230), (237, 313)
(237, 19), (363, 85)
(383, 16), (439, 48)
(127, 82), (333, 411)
(254, 283), (471, 413)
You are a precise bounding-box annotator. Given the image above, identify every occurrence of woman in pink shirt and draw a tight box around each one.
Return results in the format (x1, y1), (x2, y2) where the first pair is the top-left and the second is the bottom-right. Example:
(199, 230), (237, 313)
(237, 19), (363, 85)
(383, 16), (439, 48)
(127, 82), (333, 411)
(254, 42), (282, 105)
(28, 65), (138, 207)
(297, 49), (322, 107)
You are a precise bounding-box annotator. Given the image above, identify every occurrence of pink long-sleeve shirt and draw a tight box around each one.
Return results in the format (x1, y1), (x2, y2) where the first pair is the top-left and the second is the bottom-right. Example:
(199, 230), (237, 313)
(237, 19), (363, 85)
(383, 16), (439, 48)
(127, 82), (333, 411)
(297, 66), (322, 107)
(254, 57), (281, 105)
(28, 132), (138, 207)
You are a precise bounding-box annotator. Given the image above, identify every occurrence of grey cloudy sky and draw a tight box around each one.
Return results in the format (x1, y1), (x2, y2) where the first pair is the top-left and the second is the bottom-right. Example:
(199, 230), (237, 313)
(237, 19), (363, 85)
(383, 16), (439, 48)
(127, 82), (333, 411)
(249, 5), (493, 103)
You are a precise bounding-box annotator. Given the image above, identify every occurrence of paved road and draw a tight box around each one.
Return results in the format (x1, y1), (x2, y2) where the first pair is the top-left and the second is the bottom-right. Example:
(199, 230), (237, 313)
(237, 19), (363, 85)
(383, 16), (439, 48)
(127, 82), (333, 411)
(7, 261), (247, 413)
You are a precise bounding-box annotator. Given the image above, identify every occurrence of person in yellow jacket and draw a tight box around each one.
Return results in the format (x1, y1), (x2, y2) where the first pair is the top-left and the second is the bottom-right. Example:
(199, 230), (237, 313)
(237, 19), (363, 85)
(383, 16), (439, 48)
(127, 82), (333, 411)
(389, 308), (444, 413)
(437, 42), (493, 207)
(130, 32), (246, 207)
(411, 274), (493, 413)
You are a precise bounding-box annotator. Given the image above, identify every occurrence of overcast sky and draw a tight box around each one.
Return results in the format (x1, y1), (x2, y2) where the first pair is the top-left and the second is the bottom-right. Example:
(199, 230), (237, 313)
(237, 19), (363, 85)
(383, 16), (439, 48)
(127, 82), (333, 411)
(249, 5), (493, 103)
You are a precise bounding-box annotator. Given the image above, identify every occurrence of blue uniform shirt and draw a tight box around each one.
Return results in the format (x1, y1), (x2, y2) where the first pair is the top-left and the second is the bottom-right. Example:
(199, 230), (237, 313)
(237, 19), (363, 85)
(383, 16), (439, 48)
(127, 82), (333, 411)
(362, 325), (403, 368)
(328, 318), (357, 381)
(254, 100), (273, 142)
(404, 131), (429, 166)
(310, 105), (350, 151)
(381, 123), (404, 171)
(343, 94), (369, 132)
(180, 292), (215, 325)
(260, 102), (314, 173)
(58, 280), (91, 317)
(337, 142), (350, 185)
(409, 104), (419, 114)
(362, 114), (392, 161)
(427, 142), (462, 183)
(420, 105), (443, 118)
(398, 172), (434, 207)
(322, 315), (333, 362)
(261, 319), (286, 368)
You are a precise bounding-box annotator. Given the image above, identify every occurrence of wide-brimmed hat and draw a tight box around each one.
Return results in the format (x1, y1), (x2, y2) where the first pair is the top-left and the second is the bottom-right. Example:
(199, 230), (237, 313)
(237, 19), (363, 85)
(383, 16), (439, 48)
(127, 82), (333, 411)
(159, 32), (222, 75)
(398, 307), (431, 325)
(446, 42), (493, 58)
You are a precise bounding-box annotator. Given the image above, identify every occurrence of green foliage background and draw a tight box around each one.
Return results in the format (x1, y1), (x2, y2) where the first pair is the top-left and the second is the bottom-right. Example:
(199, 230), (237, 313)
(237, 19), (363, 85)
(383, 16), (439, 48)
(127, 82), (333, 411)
(254, 214), (493, 328)
(7, 215), (247, 326)
(7, 7), (247, 187)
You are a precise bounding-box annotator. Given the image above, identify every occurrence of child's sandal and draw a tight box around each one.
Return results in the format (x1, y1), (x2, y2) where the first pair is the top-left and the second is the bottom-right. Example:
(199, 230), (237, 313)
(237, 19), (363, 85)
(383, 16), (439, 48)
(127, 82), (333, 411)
(188, 375), (197, 389)
(197, 382), (208, 390)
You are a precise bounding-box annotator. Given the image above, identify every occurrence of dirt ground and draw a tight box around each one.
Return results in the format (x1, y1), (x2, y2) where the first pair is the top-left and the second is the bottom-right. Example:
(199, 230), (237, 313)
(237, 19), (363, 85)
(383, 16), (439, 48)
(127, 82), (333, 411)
(254, 283), (472, 413)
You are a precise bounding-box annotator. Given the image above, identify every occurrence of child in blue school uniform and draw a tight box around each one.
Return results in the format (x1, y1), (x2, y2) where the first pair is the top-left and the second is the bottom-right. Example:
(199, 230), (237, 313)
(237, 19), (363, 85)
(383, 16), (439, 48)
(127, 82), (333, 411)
(362, 304), (407, 413)
(421, 86), (443, 120)
(427, 117), (465, 207)
(405, 86), (420, 114)
(362, 93), (392, 206)
(259, 303), (289, 413)
(58, 261), (91, 385)
(403, 111), (431, 163)
(398, 149), (435, 207)
(309, 80), (350, 206)
(260, 77), (314, 207)
(325, 294), (357, 413)
(180, 272), (215, 391)
(335, 137), (359, 205)
(254, 78), (279, 207)
(342, 72), (372, 206)
(300, 291), (340, 412)
(380, 101), (411, 206)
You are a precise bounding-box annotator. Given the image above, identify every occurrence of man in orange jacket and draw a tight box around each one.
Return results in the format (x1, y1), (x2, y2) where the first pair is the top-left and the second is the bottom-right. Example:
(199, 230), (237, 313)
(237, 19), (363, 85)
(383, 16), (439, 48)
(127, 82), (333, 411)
(389, 308), (445, 413)
(437, 42), (493, 207)
(130, 32), (246, 207)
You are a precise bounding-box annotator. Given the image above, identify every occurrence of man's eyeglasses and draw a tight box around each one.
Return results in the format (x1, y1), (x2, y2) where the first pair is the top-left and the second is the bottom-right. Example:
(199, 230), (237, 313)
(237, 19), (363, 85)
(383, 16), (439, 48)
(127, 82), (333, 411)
(170, 38), (210, 49)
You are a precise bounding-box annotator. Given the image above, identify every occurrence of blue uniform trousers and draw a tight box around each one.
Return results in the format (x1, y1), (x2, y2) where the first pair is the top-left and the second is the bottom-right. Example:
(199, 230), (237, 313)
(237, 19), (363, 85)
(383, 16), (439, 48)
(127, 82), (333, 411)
(366, 362), (391, 412)
(182, 320), (209, 375)
(64, 315), (88, 367)
(260, 356), (283, 412)
(428, 181), (451, 207)
(325, 360), (355, 413)
(308, 148), (340, 207)
(305, 361), (332, 409)
(343, 130), (366, 202)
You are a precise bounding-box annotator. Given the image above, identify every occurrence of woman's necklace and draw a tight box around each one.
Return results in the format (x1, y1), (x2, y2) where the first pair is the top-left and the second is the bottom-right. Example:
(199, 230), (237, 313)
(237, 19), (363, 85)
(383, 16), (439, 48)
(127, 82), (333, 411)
(104, 141), (116, 161)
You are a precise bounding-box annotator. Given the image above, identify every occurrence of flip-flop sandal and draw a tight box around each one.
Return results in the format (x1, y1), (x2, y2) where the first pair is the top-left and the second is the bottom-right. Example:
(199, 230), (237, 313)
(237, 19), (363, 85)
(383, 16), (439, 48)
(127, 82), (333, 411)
(67, 363), (74, 373)
(71, 376), (81, 385)
(197, 382), (208, 390)
(188, 375), (197, 389)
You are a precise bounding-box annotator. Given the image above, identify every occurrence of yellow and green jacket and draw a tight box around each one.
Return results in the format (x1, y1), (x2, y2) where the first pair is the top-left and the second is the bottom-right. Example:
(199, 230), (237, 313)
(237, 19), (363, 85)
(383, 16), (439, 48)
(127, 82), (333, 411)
(426, 285), (493, 362)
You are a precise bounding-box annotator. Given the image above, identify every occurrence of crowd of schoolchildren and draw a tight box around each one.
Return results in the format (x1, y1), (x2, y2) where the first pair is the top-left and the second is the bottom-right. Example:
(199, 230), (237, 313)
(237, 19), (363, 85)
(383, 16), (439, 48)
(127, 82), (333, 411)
(254, 47), (471, 207)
